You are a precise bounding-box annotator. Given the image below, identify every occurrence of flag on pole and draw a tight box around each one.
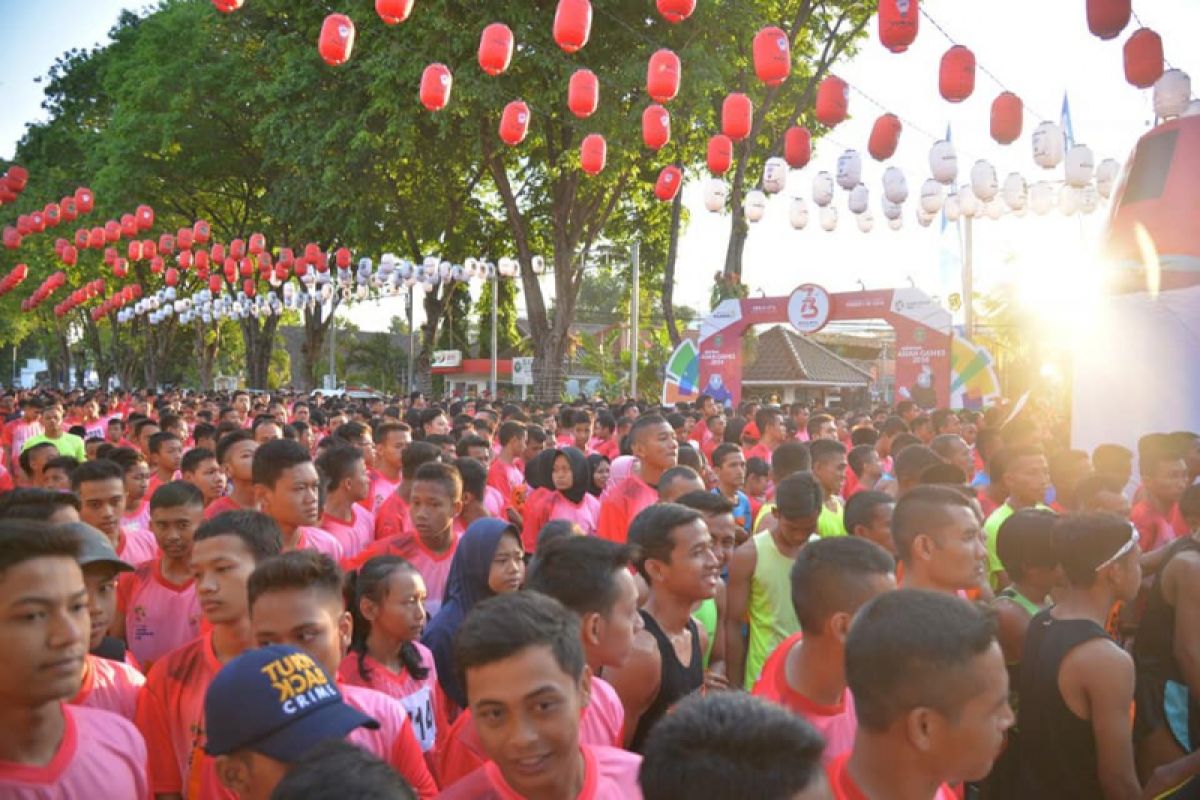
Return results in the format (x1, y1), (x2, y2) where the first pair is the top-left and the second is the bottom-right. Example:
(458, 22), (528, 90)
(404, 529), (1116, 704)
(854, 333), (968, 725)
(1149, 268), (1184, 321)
(1060, 93), (1075, 150)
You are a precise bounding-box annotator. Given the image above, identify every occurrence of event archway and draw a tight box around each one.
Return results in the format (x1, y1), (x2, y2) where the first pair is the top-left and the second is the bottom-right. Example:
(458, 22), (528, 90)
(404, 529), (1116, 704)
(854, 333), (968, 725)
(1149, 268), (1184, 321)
(695, 284), (953, 409)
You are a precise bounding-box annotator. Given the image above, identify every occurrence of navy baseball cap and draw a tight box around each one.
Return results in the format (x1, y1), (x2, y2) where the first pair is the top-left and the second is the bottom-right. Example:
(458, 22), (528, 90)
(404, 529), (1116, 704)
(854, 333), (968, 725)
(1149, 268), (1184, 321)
(204, 645), (378, 762)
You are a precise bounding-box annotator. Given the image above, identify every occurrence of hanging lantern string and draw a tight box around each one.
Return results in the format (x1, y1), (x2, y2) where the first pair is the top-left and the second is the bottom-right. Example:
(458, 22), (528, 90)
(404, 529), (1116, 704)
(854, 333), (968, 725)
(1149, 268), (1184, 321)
(1130, 9), (1177, 71)
(844, 82), (944, 145)
(917, 6), (1051, 122)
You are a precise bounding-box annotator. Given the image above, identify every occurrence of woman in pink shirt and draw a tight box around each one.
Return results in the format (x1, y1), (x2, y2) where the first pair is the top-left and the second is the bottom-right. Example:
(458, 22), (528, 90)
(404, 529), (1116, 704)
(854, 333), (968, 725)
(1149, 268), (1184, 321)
(547, 447), (602, 536)
(339, 555), (447, 759)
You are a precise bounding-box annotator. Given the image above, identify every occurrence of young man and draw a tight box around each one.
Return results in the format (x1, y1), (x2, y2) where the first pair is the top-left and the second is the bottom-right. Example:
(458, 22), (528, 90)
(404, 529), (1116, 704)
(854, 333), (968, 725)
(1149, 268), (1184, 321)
(606, 503), (720, 751)
(597, 415), (679, 543)
(354, 462), (463, 617)
(1131, 435), (1190, 553)
(1048, 449), (1091, 512)
(181, 447), (227, 508)
(833, 589), (1013, 799)
(657, 465), (706, 503)
(808, 413), (838, 442)
(751, 442), (812, 534)
(592, 413), (620, 461)
(246, 551), (437, 798)
(1016, 513), (1144, 797)
(711, 443), (753, 536)
(843, 490), (896, 556)
(73, 459), (159, 566)
(146, 431), (184, 500)
(206, 430), (259, 519)
(369, 421), (411, 512)
(3, 397), (42, 480)
(204, 644), (381, 800)
(114, 481), (205, 669)
(106, 446), (153, 531)
(21, 400), (86, 462)
(135, 510), (283, 800)
(677, 491), (739, 673)
(439, 591), (643, 798)
(105, 415), (131, 448)
(453, 457), (492, 528)
(931, 434), (975, 481)
(847, 444), (883, 498)
(892, 484), (988, 595)
(270, 739), (416, 799)
(727, 473), (822, 690)
(40, 454), (77, 491)
(1076, 473), (1133, 517)
(745, 407), (786, 464)
(0, 521), (149, 798)
(374, 441), (441, 545)
(486, 420), (527, 508)
(0, 486), (82, 524)
(983, 445), (1051, 589)
(640, 693), (830, 800)
(753, 537), (896, 763)
(316, 445), (375, 560)
(570, 409), (594, 453)
(811, 439), (849, 538)
(253, 438), (344, 561)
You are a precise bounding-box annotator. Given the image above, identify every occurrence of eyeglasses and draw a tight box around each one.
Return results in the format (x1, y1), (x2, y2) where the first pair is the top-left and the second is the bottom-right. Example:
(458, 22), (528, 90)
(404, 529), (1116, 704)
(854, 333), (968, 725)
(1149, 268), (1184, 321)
(1094, 526), (1140, 572)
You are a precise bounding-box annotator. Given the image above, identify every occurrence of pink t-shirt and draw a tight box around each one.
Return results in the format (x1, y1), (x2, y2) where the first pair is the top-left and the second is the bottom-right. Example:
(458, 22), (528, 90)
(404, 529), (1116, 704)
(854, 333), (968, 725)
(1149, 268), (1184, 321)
(370, 471), (403, 512)
(337, 644), (443, 754)
(439, 744), (643, 800)
(118, 525), (159, 567)
(597, 475), (659, 544)
(0, 704), (149, 799)
(580, 676), (624, 748)
(117, 560), (202, 667)
(322, 505), (376, 560)
(1132, 500), (1181, 553)
(546, 492), (602, 536)
(294, 525), (346, 562)
(487, 459), (525, 504)
(121, 504), (151, 533)
(340, 683), (438, 800)
(71, 654), (146, 722)
(484, 486), (506, 518)
(346, 532), (459, 618)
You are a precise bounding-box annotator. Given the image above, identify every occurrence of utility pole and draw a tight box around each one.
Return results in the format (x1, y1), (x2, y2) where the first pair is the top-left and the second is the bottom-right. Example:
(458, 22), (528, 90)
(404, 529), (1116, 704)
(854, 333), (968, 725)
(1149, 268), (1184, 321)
(489, 268), (498, 399)
(963, 215), (975, 338)
(405, 289), (415, 393)
(630, 242), (640, 399)
(328, 308), (337, 390)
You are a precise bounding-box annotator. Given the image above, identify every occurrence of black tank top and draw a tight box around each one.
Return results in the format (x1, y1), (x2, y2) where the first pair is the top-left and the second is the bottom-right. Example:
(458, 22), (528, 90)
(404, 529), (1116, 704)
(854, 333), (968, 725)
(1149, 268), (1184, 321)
(630, 609), (703, 753)
(1016, 609), (1110, 799)
(1135, 537), (1200, 683)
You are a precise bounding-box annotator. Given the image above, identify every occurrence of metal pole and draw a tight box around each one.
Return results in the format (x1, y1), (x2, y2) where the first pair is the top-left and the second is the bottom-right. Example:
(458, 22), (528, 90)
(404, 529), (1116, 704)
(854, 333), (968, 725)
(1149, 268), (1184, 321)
(328, 307), (337, 390)
(963, 216), (975, 338)
(630, 242), (640, 399)
(489, 270), (498, 399)
(406, 289), (416, 392)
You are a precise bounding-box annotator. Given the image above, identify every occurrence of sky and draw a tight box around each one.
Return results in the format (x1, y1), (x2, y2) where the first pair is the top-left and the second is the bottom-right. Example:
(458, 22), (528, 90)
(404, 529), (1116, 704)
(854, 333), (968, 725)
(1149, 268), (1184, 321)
(2, 0), (1198, 333)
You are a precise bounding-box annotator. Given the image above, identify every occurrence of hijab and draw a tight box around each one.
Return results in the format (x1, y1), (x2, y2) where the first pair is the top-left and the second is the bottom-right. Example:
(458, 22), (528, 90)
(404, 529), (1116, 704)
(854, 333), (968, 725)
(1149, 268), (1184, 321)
(553, 447), (590, 505)
(422, 517), (520, 709)
(602, 455), (639, 500)
(586, 453), (610, 497)
(524, 448), (558, 491)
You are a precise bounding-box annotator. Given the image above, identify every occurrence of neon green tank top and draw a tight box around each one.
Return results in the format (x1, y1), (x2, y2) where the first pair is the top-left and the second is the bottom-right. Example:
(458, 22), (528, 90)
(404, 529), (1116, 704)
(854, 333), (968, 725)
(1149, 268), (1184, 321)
(692, 598), (717, 668)
(744, 530), (801, 690)
(817, 497), (847, 538)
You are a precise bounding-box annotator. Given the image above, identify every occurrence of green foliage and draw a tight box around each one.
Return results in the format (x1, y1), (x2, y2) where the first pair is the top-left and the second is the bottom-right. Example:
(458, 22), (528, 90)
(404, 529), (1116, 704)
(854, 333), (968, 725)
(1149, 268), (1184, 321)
(474, 277), (524, 359)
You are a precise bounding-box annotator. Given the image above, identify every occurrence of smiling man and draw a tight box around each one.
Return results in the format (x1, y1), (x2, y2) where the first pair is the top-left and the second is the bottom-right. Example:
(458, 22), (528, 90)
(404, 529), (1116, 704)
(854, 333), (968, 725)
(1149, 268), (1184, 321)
(597, 415), (678, 544)
(894, 485), (988, 596)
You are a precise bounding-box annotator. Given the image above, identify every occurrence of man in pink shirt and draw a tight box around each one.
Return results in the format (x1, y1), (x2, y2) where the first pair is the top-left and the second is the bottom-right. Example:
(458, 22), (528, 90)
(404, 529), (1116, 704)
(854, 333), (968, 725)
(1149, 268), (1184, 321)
(597, 415), (678, 543)
(72, 459), (158, 566)
(0, 520), (149, 799)
(253, 438), (344, 562)
(487, 420), (527, 507)
(3, 398), (42, 481)
(438, 592), (643, 800)
(745, 407), (787, 465)
(369, 421), (411, 511)
(1131, 435), (1190, 553)
(317, 445), (375, 560)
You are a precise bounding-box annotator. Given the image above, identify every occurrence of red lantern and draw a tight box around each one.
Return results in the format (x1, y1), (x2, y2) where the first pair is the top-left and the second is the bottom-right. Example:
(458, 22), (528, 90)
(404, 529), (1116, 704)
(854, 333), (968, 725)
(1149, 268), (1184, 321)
(939, 45), (975, 103)
(878, 0), (919, 53)
(656, 0), (695, 23)
(231, 238), (246, 259)
(580, 134), (606, 176)
(420, 64), (453, 111)
(239, 258), (253, 278)
(721, 93), (752, 141)
(195, 250), (209, 270)
(6, 166), (28, 191)
(646, 50), (681, 103)
(88, 227), (105, 249)
(211, 243), (226, 263)
(43, 204), (60, 227)
(150, 256), (164, 275)
(75, 188), (94, 214)
(753, 27), (791, 86)
(1124, 28), (1164, 89)
(142, 240), (157, 259)
(568, 69), (599, 118)
(815, 76), (849, 126)
(375, 0), (414, 25)
(60, 198), (78, 221)
(224, 259), (238, 283)
(243, 279), (256, 298)
(707, 135), (733, 175)
(16, 216), (31, 236)
(30, 212), (46, 233)
(212, 0), (244, 12)
(104, 247), (118, 266)
(478, 23), (514, 76)
(278, 247), (294, 266)
(499, 101), (531, 147)
(318, 14), (356, 67)
(62, 246), (77, 266)
(193, 219), (211, 244)
(177, 227), (194, 250)
(165, 268), (180, 287)
(1087, 0), (1130, 40)
(178, 251), (193, 269)
(784, 126), (811, 169)
(868, 113), (902, 161)
(209, 275), (223, 293)
(553, 0), (592, 53)
(159, 234), (176, 255)
(128, 240), (143, 261)
(654, 166), (683, 202)
(121, 214), (139, 238)
(642, 105), (671, 150)
(249, 233), (266, 254)
(74, 229), (89, 249)
(274, 264), (290, 282)
(136, 204), (155, 230)
(335, 248), (352, 269)
(989, 92), (1023, 145)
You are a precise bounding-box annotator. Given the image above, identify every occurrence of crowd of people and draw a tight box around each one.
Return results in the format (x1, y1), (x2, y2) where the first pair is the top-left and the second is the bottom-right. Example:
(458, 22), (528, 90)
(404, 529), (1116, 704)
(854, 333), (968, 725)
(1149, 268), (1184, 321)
(0, 385), (1198, 799)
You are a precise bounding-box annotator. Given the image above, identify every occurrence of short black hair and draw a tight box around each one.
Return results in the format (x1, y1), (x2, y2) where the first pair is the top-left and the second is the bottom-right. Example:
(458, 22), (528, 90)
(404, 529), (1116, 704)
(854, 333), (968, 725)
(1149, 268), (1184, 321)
(628, 503), (704, 582)
(1074, 472), (1127, 511)
(215, 429), (255, 465)
(710, 443), (741, 470)
(894, 445), (944, 487)
(745, 456), (770, 479)
(69, 458), (124, 493)
(453, 457), (487, 502)
(847, 445), (877, 479)
(269, 739), (415, 800)
(192, 422), (216, 442)
(252, 438), (312, 488)
(248, 550), (342, 610)
(851, 427), (880, 447)
(149, 480), (205, 512)
(996, 508), (1058, 582)
(847, 589), (998, 731)
(526, 536), (637, 618)
(1053, 512), (1138, 588)
(411, 462), (462, 501)
(401, 442), (441, 480)
(194, 511), (283, 562)
(19, 441), (57, 476)
(770, 442), (811, 481)
(315, 445), (365, 493)
(0, 488), (81, 520)
(147, 431), (181, 455)
(0, 520), (82, 576)
(809, 438), (846, 466)
(535, 519), (584, 552)
(676, 490), (735, 516)
(42, 455), (80, 478)
(639, 693), (825, 800)
(844, 490), (894, 538)
(931, 409), (959, 433)
(453, 591), (585, 702)
(774, 472), (824, 520)
(630, 414), (670, 445)
(791, 536), (895, 634)
(497, 420), (526, 446)
(891, 484), (977, 561)
(180, 447), (217, 474)
(659, 465), (702, 493)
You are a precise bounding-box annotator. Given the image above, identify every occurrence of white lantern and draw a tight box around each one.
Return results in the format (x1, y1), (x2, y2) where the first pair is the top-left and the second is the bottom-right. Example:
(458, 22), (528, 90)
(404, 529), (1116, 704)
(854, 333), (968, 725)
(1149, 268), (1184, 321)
(856, 211), (874, 233)
(1030, 181), (1054, 215)
(985, 199), (1004, 220)
(438, 260), (453, 281)
(1095, 159), (1120, 198)
(744, 190), (768, 223)
(836, 150), (862, 190)
(1154, 70), (1192, 119)
(704, 179), (728, 213)
(1002, 173), (1028, 210)
(812, 172), (835, 207)
(970, 160), (999, 202)
(883, 167), (909, 204)
(1080, 184), (1099, 214)
(819, 205), (838, 231)
(888, 216), (903, 231)
(1032, 121), (1064, 169)
(788, 198), (809, 230)
(450, 264), (466, 282)
(882, 197), (902, 221)
(848, 183), (869, 215)
(944, 194), (961, 222)
(1058, 184), (1079, 216)
(929, 139), (958, 185)
(957, 184), (980, 218)
(532, 255), (546, 274)
(919, 179), (944, 214)
(917, 207), (936, 227)
(1065, 145), (1095, 188)
(763, 157), (788, 194)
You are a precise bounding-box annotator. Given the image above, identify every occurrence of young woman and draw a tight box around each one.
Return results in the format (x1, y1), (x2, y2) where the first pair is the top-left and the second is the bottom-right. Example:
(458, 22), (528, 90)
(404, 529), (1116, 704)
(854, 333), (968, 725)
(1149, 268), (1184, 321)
(587, 453), (610, 498)
(544, 447), (601, 536)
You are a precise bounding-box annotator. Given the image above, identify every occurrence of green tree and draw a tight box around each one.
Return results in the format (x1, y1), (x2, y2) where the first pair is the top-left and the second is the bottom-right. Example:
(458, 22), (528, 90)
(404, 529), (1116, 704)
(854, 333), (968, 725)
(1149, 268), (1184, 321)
(474, 276), (524, 359)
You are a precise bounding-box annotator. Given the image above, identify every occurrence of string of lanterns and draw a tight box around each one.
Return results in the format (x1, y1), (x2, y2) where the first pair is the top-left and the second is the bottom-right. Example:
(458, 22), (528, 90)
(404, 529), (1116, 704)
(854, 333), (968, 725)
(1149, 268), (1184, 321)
(3, 185), (96, 250)
(0, 166), (30, 208)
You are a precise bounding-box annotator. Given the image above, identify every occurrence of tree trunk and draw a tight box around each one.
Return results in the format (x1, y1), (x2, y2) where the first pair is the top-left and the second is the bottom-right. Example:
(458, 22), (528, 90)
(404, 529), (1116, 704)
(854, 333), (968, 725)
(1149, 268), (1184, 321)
(533, 326), (570, 403)
(195, 323), (218, 391)
(663, 179), (685, 347)
(723, 212), (750, 278)
(241, 314), (280, 389)
(298, 298), (338, 392)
